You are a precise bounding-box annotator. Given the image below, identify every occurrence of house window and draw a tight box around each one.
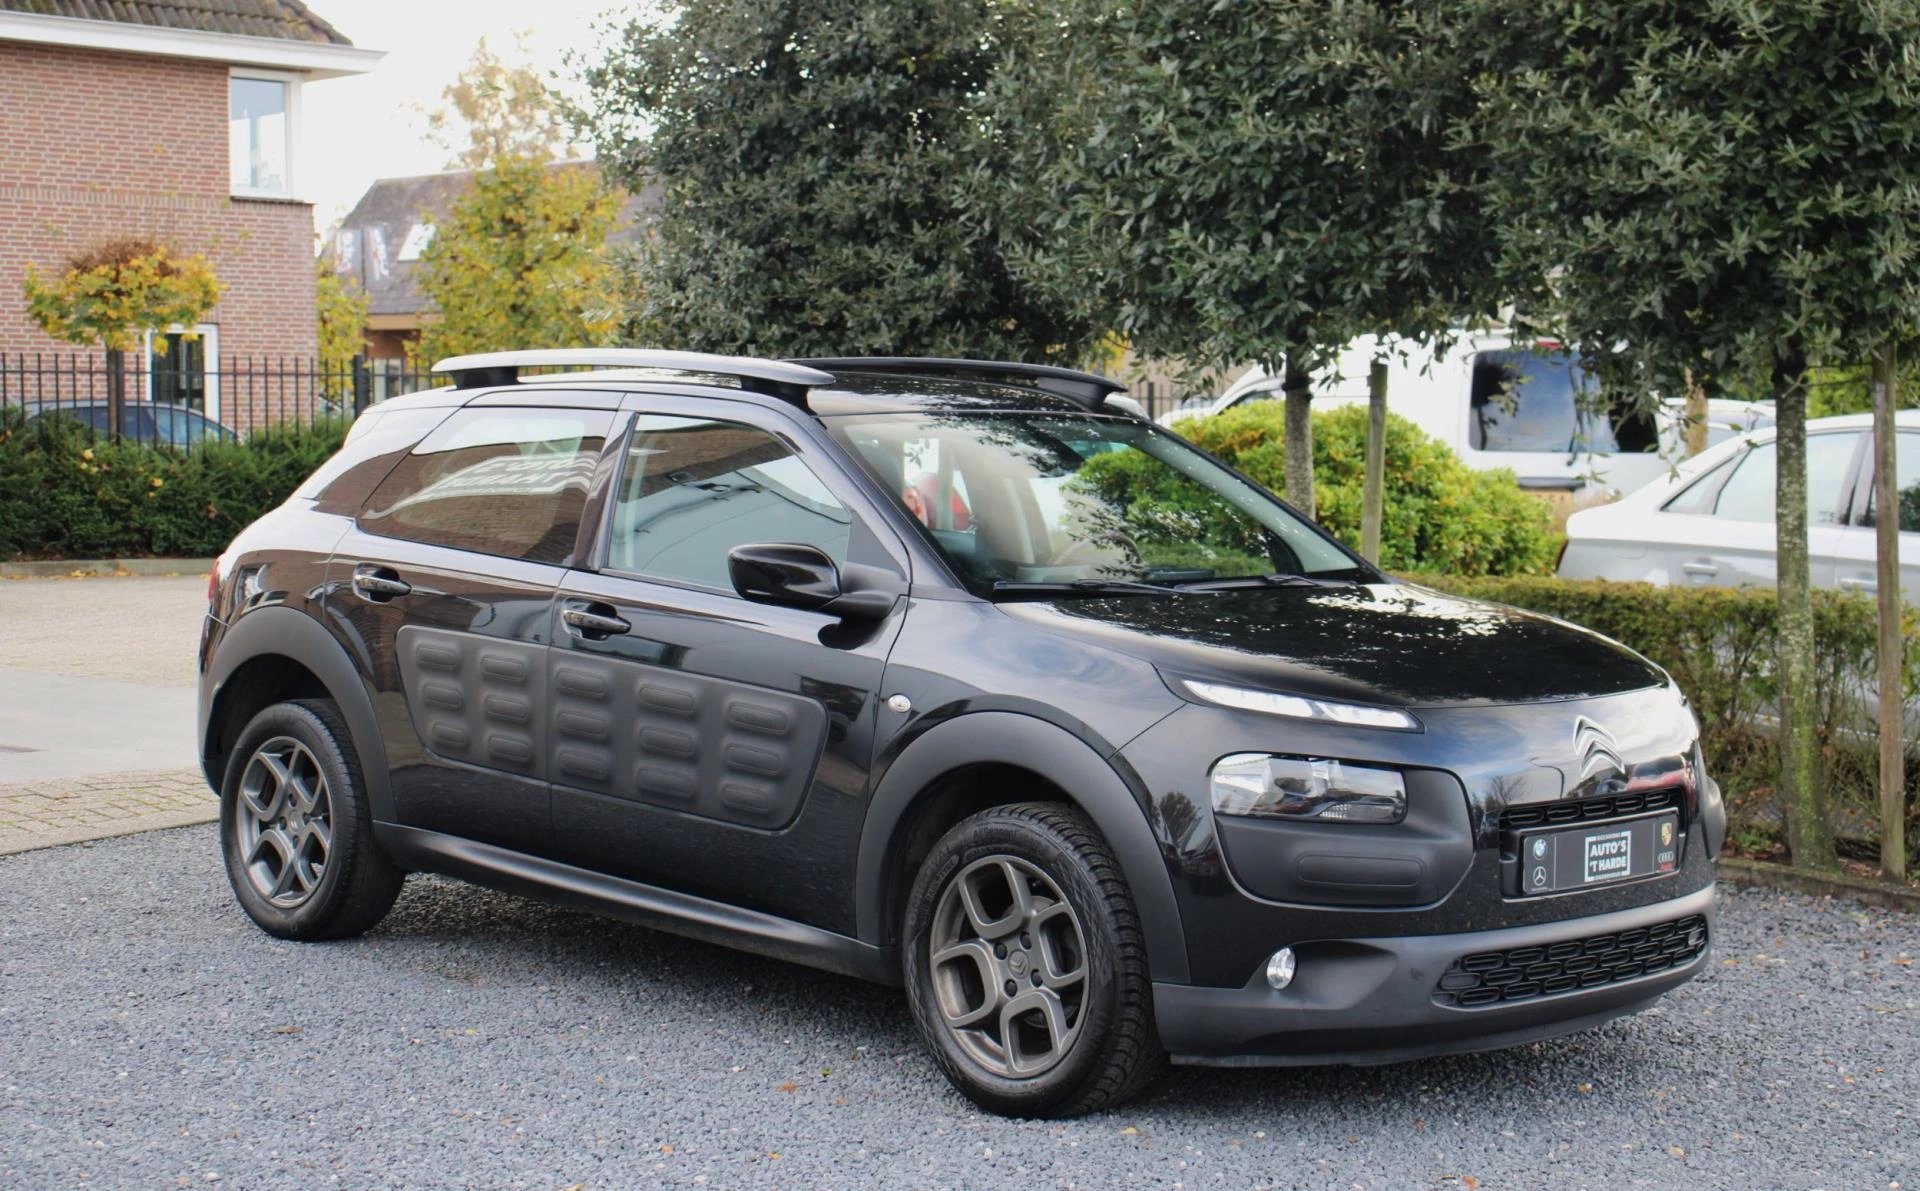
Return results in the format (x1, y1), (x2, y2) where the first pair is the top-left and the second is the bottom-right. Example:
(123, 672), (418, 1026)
(398, 222), (436, 262)
(230, 75), (294, 196)
(144, 325), (220, 422)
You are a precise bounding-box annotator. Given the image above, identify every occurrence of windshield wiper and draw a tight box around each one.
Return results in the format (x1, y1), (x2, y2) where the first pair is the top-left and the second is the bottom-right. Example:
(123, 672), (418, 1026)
(989, 578), (1186, 598)
(1172, 573), (1359, 591)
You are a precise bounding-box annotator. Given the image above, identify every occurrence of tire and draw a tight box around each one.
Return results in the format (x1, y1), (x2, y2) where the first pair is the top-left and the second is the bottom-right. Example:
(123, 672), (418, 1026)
(219, 698), (404, 941)
(903, 802), (1165, 1117)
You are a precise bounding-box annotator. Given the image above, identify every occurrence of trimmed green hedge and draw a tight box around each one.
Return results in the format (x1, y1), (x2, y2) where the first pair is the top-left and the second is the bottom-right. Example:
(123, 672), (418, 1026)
(1162, 403), (1559, 576)
(0, 407), (347, 560)
(1415, 573), (1919, 860)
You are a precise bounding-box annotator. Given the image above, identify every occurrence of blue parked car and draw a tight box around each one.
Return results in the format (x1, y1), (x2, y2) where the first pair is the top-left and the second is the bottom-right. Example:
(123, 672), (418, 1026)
(18, 401), (237, 447)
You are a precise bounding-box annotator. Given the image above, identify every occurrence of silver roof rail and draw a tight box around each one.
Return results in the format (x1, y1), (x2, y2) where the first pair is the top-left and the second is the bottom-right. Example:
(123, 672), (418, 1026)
(431, 349), (837, 402)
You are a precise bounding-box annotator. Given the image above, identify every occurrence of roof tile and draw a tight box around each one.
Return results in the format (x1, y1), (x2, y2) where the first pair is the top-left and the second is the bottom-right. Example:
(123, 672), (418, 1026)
(0, 0), (351, 45)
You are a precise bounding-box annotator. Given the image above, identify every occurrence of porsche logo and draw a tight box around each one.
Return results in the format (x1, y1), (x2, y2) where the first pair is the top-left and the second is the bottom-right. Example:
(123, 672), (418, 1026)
(1572, 716), (1627, 782)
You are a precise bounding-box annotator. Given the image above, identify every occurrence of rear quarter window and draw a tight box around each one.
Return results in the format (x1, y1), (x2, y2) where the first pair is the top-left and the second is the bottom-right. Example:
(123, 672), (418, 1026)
(298, 406), (456, 513)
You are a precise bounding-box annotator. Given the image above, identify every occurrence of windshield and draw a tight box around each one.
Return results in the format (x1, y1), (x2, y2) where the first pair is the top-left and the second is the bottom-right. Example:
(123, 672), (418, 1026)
(827, 411), (1369, 595)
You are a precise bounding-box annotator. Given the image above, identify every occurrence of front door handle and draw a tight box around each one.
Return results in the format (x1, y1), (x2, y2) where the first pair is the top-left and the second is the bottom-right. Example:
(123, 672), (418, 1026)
(351, 565), (412, 601)
(1839, 577), (1877, 593)
(562, 603), (631, 639)
(1681, 561), (1719, 579)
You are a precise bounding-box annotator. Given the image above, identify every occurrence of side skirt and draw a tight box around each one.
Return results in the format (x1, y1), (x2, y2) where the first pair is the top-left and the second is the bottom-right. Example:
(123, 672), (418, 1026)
(375, 823), (898, 986)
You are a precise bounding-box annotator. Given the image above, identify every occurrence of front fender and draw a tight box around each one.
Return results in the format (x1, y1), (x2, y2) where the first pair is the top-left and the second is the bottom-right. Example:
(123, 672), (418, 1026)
(855, 711), (1189, 984)
(200, 604), (393, 822)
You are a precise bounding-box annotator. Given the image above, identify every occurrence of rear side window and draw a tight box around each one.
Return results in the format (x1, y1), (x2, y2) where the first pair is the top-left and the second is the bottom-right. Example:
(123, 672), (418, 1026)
(1468, 350), (1655, 454)
(606, 415), (851, 589)
(358, 407), (611, 565)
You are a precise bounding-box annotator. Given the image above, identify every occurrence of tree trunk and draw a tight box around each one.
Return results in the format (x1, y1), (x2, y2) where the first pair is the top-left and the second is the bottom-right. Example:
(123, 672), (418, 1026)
(104, 346), (126, 441)
(1361, 359), (1388, 563)
(1872, 344), (1907, 880)
(1773, 359), (1834, 871)
(1683, 367), (1709, 458)
(1282, 355), (1314, 517)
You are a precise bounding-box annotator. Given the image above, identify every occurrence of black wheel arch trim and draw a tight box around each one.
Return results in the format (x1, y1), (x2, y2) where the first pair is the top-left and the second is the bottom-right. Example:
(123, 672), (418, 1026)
(201, 604), (394, 822)
(856, 711), (1190, 985)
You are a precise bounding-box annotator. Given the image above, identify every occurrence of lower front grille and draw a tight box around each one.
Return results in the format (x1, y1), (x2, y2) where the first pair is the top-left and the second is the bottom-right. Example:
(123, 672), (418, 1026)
(1433, 914), (1708, 1008)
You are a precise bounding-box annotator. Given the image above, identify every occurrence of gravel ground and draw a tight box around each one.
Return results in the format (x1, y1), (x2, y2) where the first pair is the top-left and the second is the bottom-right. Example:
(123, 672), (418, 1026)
(2, 827), (1914, 1190)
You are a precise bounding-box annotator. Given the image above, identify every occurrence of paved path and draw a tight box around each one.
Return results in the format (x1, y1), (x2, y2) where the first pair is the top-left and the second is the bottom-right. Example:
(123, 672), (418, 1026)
(0, 768), (211, 855)
(1, 829), (1914, 1189)
(0, 575), (212, 849)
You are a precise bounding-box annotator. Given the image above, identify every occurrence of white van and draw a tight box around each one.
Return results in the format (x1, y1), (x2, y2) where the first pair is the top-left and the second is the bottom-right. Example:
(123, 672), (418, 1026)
(1159, 333), (1769, 506)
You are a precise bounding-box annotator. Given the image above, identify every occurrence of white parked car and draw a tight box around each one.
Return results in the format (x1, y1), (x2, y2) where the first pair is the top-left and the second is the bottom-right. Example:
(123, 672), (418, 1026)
(1558, 410), (1920, 600)
(1159, 333), (1773, 507)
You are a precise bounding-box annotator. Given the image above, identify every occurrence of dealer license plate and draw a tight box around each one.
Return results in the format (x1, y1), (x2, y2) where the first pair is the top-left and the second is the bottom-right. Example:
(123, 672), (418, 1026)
(1518, 813), (1680, 896)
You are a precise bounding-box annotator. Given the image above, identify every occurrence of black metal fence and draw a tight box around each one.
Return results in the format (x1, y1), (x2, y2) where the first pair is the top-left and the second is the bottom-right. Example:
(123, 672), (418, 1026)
(1, 351), (1212, 446)
(0, 352), (444, 448)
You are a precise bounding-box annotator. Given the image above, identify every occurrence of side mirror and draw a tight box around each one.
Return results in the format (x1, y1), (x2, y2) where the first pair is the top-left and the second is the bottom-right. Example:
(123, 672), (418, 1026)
(727, 543), (896, 620)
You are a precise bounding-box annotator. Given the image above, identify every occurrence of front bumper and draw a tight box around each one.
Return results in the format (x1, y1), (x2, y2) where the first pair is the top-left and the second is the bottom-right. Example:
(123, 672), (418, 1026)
(1155, 883), (1714, 1066)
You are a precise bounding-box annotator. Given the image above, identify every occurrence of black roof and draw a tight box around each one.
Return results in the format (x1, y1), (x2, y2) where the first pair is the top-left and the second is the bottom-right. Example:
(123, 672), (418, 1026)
(804, 372), (1107, 418)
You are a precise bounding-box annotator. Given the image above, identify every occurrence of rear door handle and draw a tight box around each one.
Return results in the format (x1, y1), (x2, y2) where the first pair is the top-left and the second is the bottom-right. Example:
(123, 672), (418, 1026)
(562, 602), (631, 638)
(351, 565), (412, 601)
(1681, 561), (1719, 579)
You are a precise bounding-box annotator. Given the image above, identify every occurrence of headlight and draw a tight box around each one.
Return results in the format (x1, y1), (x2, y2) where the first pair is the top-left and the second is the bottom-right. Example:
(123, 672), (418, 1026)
(1180, 678), (1420, 732)
(1210, 753), (1408, 824)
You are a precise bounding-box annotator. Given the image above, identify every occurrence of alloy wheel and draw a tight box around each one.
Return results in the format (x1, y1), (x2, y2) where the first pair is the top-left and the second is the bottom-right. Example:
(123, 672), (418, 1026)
(233, 735), (333, 908)
(927, 855), (1089, 1078)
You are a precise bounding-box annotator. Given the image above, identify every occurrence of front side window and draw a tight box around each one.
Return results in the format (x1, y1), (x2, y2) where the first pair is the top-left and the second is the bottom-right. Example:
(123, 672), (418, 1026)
(1865, 430), (1920, 533)
(230, 76), (291, 195)
(359, 407), (611, 565)
(1709, 432), (1860, 524)
(830, 411), (1363, 594)
(606, 415), (852, 588)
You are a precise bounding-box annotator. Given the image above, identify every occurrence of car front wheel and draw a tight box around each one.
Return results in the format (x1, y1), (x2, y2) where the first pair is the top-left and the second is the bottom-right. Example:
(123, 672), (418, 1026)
(903, 803), (1165, 1117)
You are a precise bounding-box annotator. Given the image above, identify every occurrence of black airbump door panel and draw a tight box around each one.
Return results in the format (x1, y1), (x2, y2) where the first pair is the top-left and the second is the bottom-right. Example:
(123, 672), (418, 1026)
(398, 626), (829, 831)
(548, 652), (828, 830)
(397, 627), (548, 778)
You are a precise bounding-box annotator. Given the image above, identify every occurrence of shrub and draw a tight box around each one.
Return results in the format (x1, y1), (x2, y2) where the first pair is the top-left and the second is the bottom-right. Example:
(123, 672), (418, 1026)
(0, 407), (347, 559)
(1414, 573), (1919, 863)
(1164, 403), (1558, 576)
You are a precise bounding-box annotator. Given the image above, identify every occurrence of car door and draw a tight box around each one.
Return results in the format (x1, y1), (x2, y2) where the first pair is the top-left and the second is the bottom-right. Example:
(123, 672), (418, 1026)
(546, 397), (910, 933)
(1832, 427), (1920, 601)
(326, 399), (617, 854)
(1652, 429), (1863, 590)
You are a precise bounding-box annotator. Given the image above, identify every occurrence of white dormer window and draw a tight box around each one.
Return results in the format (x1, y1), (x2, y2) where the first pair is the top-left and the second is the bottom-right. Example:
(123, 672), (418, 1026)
(398, 222), (436, 262)
(229, 71), (301, 198)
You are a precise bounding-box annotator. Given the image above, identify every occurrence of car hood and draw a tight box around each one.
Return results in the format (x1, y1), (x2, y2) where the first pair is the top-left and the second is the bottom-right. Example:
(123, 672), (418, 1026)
(995, 582), (1666, 709)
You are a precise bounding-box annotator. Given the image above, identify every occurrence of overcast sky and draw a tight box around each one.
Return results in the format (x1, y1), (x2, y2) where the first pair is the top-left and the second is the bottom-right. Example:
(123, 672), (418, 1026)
(302, 0), (642, 235)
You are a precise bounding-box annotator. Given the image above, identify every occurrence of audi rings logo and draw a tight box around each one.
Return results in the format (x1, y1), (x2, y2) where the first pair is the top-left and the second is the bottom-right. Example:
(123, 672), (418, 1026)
(1572, 716), (1626, 781)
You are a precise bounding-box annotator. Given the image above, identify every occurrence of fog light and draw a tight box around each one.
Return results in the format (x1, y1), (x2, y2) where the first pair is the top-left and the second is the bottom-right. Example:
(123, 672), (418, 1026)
(1265, 947), (1296, 990)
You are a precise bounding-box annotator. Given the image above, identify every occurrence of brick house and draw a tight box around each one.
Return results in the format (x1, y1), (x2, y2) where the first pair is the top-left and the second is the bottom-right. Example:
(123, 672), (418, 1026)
(0, 1), (378, 429)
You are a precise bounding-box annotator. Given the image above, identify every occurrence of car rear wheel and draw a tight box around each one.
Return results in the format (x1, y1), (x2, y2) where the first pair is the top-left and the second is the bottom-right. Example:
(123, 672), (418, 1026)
(903, 803), (1164, 1117)
(219, 699), (403, 940)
